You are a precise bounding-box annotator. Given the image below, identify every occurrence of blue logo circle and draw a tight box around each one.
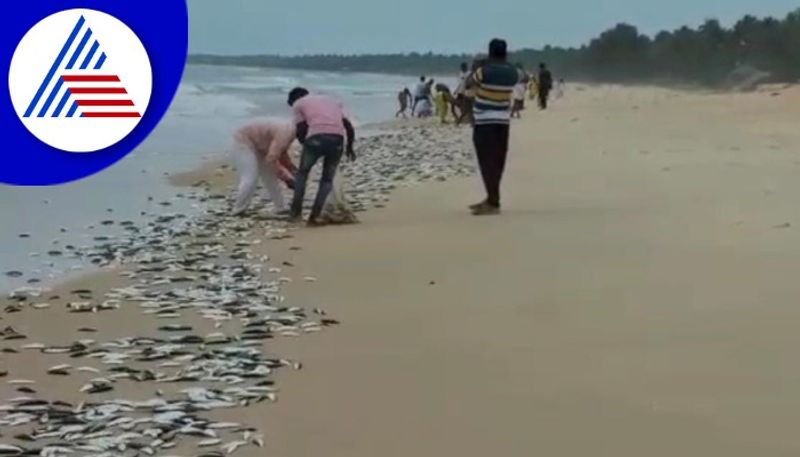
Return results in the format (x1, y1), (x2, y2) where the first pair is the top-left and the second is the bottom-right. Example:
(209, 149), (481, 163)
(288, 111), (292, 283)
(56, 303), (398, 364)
(1, 1), (188, 185)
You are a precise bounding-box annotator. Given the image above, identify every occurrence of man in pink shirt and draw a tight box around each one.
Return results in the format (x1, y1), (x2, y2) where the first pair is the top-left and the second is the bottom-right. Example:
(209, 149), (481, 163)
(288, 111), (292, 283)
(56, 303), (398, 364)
(231, 120), (298, 216)
(287, 87), (356, 226)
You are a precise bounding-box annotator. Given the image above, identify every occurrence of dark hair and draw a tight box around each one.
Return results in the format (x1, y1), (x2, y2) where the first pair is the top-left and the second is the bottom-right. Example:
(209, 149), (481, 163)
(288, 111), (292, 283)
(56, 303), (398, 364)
(420, 76), (426, 82)
(539, 62), (547, 69)
(488, 39), (507, 60)
(460, 62), (468, 71)
(287, 87), (309, 106)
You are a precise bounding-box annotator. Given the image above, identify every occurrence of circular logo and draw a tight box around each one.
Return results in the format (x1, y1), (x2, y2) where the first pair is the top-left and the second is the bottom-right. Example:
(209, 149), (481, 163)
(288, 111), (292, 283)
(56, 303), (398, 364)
(8, 9), (152, 153)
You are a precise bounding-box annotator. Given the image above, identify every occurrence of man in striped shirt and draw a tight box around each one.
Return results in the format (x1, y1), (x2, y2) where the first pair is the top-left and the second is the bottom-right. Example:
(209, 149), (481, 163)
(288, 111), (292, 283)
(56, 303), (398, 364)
(468, 38), (521, 215)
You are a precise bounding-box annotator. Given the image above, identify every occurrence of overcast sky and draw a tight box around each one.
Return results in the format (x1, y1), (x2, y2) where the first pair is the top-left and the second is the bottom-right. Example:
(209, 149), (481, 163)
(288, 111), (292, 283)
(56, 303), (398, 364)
(188, 0), (799, 55)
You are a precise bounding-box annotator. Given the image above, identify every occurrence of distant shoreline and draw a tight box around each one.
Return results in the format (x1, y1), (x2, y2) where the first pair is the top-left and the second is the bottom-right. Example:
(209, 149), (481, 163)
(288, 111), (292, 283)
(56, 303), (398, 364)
(188, 7), (800, 88)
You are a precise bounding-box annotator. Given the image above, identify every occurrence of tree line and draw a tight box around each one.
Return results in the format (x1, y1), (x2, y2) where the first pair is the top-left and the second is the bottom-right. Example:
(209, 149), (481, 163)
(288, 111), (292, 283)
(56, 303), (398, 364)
(189, 8), (800, 87)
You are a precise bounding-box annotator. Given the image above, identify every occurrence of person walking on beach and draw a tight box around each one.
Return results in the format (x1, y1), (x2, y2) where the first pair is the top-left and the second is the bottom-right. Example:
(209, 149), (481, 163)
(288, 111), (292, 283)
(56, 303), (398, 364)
(528, 77), (539, 101)
(510, 82), (526, 118)
(287, 87), (356, 226)
(230, 120), (297, 216)
(396, 87), (412, 118)
(468, 39), (520, 215)
(537, 63), (553, 110)
(511, 66), (528, 119)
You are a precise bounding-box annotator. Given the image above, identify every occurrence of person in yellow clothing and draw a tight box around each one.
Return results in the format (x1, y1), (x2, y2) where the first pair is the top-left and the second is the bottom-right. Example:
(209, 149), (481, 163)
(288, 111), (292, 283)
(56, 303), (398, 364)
(528, 77), (539, 101)
(434, 85), (452, 123)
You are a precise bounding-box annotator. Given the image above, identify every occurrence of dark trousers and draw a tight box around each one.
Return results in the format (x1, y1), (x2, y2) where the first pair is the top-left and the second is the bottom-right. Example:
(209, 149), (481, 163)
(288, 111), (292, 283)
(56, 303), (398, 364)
(291, 134), (344, 220)
(473, 123), (510, 208)
(538, 89), (550, 109)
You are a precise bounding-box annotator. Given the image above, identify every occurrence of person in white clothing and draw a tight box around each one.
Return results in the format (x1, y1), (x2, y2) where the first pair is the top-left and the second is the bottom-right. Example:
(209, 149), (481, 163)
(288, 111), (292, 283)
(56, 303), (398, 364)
(511, 81), (527, 119)
(231, 120), (297, 216)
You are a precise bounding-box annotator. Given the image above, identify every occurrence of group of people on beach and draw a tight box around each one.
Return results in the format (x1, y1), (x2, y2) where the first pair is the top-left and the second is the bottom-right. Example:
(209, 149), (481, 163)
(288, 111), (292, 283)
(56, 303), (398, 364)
(230, 37), (554, 224)
(397, 61), (563, 124)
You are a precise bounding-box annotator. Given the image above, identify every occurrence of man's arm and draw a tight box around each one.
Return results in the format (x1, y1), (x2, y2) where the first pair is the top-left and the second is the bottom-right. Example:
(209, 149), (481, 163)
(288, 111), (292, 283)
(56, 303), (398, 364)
(343, 117), (356, 161)
(266, 126), (296, 183)
(292, 102), (308, 144)
(295, 121), (309, 144)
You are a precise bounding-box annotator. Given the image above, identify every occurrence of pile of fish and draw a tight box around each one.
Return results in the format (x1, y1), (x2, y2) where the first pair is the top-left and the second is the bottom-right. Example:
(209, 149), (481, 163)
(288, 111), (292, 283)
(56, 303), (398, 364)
(0, 124), (474, 456)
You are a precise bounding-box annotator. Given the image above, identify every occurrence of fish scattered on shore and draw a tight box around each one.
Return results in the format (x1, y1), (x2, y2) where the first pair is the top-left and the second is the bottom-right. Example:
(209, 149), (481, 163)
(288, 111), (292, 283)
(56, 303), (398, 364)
(0, 125), (473, 453)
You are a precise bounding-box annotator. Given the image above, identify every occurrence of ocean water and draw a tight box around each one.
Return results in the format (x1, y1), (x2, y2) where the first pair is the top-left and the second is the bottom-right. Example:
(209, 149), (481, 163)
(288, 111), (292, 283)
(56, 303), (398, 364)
(0, 65), (422, 292)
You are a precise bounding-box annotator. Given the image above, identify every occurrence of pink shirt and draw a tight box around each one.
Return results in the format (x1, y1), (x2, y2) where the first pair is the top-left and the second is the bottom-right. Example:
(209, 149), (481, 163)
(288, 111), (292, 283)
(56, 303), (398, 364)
(234, 120), (296, 181)
(292, 95), (347, 138)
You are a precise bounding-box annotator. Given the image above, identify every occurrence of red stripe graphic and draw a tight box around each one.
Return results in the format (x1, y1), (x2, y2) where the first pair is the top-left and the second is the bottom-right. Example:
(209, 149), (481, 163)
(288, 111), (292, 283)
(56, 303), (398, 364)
(69, 87), (128, 94)
(61, 75), (120, 82)
(82, 112), (141, 118)
(76, 99), (134, 106)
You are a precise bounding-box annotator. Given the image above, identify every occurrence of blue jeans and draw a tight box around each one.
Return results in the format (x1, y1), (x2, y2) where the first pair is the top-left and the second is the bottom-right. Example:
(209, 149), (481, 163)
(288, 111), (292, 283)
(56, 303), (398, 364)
(291, 134), (344, 220)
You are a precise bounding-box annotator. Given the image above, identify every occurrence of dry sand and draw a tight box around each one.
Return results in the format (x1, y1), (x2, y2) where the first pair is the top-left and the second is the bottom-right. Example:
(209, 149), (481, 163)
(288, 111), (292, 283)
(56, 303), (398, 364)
(257, 84), (800, 456)
(5, 84), (800, 456)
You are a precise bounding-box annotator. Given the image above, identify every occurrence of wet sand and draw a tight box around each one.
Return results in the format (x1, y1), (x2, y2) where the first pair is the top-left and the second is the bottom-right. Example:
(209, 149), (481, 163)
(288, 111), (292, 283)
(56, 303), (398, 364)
(5, 84), (800, 456)
(0, 122), (473, 456)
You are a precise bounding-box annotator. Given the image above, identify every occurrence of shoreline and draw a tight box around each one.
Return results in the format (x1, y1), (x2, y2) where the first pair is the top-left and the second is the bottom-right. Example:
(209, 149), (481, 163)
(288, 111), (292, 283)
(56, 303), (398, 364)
(0, 119), (475, 457)
(167, 117), (438, 190)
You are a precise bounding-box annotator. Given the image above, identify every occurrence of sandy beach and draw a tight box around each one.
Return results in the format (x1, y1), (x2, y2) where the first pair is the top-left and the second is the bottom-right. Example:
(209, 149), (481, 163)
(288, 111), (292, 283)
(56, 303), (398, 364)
(4, 83), (800, 456)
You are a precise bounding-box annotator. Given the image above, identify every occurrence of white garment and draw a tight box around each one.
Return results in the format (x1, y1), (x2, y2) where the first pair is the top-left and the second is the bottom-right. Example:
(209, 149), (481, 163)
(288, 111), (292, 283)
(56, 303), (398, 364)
(455, 71), (468, 95)
(231, 142), (286, 215)
(414, 82), (427, 98)
(417, 98), (433, 117)
(513, 82), (527, 101)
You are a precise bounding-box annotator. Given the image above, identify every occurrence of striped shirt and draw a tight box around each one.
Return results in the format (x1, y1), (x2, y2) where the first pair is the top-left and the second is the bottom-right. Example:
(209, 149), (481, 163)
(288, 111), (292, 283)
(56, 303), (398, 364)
(471, 61), (521, 125)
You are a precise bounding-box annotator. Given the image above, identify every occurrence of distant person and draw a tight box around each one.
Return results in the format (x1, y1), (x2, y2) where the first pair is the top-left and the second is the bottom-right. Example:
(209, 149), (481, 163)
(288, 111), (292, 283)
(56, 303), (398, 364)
(287, 87), (356, 226)
(453, 62), (469, 120)
(528, 77), (539, 101)
(230, 120), (297, 216)
(416, 78), (436, 118)
(556, 78), (565, 99)
(412, 76), (427, 115)
(468, 38), (520, 215)
(396, 87), (412, 118)
(511, 80), (527, 118)
(511, 63), (528, 118)
(434, 88), (447, 123)
(457, 59), (482, 125)
(537, 63), (553, 110)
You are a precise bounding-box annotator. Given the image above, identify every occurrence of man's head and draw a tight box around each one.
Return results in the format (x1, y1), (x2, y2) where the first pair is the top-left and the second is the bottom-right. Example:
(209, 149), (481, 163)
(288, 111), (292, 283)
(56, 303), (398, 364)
(287, 87), (310, 106)
(420, 76), (426, 82)
(460, 62), (468, 72)
(540, 62), (547, 70)
(488, 39), (508, 61)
